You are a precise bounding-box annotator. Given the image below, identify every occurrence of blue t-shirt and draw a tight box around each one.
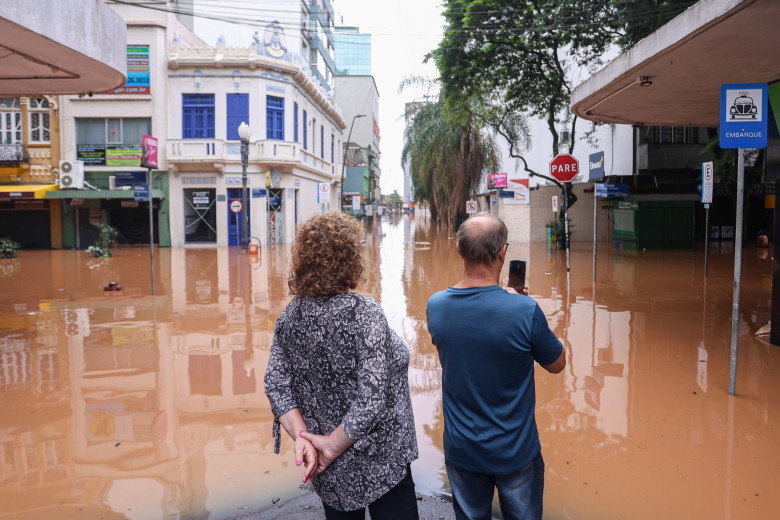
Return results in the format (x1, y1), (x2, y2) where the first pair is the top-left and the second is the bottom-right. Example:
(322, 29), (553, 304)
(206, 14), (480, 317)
(426, 285), (562, 475)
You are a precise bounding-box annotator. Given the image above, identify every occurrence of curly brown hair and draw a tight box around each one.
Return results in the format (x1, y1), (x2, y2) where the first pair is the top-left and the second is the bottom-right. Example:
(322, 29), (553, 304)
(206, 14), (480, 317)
(288, 211), (365, 296)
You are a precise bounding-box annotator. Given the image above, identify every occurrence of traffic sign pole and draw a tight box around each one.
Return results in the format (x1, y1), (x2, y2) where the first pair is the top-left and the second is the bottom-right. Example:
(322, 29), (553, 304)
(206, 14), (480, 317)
(564, 188), (571, 291)
(147, 167), (155, 295)
(719, 84), (767, 396)
(549, 153), (579, 293)
(593, 189), (597, 283)
(704, 203), (710, 277)
(729, 148), (745, 396)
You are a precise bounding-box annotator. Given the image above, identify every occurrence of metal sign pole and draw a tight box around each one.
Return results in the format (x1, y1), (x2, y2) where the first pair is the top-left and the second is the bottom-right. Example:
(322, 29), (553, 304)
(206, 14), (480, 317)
(564, 187), (571, 291)
(728, 148), (745, 396)
(704, 204), (710, 277)
(593, 189), (597, 283)
(147, 167), (155, 295)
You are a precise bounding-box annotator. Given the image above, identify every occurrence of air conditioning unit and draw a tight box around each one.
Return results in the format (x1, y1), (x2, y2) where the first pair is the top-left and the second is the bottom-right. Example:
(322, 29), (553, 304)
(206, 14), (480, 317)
(59, 160), (84, 189)
(109, 175), (116, 190)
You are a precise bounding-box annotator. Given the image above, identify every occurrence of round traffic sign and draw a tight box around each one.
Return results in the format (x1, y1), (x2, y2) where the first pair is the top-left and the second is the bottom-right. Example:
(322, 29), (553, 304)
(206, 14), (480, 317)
(230, 200), (243, 213)
(704, 163), (713, 181)
(550, 154), (580, 183)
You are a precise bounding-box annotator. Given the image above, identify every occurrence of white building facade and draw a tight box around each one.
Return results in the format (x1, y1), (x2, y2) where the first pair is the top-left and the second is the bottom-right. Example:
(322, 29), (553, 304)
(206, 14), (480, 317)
(166, 33), (346, 246)
(57, 1), (203, 249)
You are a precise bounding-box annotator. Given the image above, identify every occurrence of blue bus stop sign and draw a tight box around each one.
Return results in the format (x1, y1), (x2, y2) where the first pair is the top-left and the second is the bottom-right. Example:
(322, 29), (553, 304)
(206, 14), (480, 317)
(720, 83), (768, 149)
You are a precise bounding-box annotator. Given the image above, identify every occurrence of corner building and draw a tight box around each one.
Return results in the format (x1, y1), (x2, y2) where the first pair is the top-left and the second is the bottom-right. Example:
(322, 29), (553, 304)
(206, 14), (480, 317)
(166, 33), (346, 246)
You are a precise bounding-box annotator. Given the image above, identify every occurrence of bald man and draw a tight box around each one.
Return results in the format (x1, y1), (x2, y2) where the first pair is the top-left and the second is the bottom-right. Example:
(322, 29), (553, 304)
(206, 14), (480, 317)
(426, 214), (565, 520)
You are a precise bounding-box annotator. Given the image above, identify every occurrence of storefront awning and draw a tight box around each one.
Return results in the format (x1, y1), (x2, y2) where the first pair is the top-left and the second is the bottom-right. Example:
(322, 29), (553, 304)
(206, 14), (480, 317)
(45, 189), (165, 199)
(0, 184), (59, 201)
(1, 0), (126, 95)
(570, 0), (780, 127)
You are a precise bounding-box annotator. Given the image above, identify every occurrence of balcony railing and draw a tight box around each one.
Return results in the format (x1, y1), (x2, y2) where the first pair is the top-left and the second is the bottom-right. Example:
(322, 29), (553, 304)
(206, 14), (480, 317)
(167, 139), (335, 176)
(0, 143), (24, 162)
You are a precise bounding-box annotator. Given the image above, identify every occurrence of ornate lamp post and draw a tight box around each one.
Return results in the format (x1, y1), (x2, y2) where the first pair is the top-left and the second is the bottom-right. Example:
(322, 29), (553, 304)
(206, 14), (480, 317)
(238, 122), (251, 251)
(340, 114), (366, 212)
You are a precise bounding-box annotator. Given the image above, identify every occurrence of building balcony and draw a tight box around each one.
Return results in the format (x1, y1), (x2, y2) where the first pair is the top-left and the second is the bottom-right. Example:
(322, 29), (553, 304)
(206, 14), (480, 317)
(167, 139), (336, 177)
(0, 143), (26, 163)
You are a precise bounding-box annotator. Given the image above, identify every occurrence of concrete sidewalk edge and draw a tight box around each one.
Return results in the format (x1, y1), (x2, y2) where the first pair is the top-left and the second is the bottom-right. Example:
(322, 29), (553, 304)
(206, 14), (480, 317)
(221, 490), (497, 520)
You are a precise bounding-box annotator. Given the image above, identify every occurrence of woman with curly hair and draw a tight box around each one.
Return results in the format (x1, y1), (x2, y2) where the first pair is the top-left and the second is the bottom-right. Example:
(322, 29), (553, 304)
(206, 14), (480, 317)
(264, 211), (419, 519)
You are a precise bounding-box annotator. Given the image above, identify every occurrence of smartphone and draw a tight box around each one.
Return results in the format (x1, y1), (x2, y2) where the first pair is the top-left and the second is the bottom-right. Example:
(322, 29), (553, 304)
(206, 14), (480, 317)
(508, 260), (526, 293)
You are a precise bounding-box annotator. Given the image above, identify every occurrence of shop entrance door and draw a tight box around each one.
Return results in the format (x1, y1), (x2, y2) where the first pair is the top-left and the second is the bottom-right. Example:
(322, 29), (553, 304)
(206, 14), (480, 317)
(227, 188), (250, 246)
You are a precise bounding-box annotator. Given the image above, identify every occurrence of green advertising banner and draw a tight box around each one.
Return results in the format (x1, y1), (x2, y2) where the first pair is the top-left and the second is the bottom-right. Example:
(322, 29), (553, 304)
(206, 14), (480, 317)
(107, 145), (142, 166)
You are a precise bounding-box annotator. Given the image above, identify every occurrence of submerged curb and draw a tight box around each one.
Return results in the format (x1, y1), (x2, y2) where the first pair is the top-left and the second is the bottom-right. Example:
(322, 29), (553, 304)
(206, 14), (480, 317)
(223, 491), (498, 520)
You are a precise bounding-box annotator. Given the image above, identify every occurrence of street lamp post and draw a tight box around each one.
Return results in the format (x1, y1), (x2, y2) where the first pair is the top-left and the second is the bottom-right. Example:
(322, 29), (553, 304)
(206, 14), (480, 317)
(238, 122), (251, 251)
(340, 114), (366, 212)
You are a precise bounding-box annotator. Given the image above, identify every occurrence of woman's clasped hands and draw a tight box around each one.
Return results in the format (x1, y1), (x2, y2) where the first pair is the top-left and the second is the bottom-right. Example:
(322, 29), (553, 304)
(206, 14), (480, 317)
(294, 426), (354, 483)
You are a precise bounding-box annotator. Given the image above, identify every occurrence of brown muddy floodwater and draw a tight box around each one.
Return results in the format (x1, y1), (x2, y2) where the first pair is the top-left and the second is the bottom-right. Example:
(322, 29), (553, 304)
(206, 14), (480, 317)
(0, 213), (778, 520)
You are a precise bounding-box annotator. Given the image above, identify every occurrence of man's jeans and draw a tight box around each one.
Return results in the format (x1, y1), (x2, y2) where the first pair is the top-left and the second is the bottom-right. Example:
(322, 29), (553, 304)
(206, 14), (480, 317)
(445, 453), (544, 520)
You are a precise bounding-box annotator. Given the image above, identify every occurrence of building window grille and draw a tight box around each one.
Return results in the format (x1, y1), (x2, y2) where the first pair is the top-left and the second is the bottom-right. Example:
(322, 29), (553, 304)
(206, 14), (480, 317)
(658, 126), (693, 144)
(0, 97), (21, 145)
(266, 96), (285, 141)
(28, 98), (50, 143)
(182, 94), (215, 139)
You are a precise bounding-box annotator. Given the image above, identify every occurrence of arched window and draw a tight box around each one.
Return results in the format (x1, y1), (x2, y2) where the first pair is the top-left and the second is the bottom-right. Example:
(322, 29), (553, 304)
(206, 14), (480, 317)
(29, 97), (51, 143)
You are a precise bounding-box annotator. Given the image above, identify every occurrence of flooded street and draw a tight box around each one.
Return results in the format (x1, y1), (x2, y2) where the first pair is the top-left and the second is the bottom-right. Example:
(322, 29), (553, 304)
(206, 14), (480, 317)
(1, 214), (778, 519)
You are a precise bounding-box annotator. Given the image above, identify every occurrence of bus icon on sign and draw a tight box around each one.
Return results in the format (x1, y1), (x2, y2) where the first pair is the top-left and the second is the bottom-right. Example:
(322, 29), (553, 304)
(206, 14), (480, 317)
(730, 94), (758, 120)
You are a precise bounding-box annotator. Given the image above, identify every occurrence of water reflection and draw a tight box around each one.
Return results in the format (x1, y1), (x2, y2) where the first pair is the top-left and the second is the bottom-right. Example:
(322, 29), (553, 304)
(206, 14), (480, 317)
(0, 215), (778, 519)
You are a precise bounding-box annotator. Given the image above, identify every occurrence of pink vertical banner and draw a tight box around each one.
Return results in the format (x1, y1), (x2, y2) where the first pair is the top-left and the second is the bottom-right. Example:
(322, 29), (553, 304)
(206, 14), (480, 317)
(141, 134), (158, 168)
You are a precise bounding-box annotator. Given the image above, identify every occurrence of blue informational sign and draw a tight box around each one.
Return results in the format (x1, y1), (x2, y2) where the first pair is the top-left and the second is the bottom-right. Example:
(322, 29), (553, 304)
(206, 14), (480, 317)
(720, 83), (768, 149)
(498, 190), (515, 198)
(134, 185), (149, 202)
(252, 188), (267, 198)
(595, 183), (628, 198)
(115, 171), (146, 186)
(589, 151), (605, 181)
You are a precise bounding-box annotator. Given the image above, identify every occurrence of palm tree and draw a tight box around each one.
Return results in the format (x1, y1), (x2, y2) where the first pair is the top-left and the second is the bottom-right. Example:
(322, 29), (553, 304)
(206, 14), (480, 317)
(402, 91), (500, 228)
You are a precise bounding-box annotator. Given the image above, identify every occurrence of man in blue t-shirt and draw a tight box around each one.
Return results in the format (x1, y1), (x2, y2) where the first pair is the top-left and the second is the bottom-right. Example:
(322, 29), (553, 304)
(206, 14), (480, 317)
(426, 214), (565, 520)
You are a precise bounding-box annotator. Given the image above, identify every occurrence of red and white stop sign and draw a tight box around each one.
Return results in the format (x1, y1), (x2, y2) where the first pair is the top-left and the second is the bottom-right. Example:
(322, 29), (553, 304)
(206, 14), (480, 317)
(549, 154), (580, 183)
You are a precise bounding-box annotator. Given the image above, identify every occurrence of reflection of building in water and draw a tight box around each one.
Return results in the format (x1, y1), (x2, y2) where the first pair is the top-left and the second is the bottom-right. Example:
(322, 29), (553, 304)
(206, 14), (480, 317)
(528, 245), (631, 440)
(0, 311), (72, 516)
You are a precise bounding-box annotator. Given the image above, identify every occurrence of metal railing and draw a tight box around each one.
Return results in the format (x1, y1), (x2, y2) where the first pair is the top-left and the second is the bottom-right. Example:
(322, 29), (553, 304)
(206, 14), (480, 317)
(0, 143), (24, 162)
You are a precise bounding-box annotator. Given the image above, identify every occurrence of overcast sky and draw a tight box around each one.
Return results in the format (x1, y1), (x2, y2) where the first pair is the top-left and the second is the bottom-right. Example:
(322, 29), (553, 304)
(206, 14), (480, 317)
(192, 0), (444, 196)
(331, 0), (444, 196)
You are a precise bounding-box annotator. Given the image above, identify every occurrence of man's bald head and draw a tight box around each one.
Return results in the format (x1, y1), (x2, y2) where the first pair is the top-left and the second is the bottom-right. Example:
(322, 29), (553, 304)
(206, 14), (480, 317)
(456, 215), (508, 266)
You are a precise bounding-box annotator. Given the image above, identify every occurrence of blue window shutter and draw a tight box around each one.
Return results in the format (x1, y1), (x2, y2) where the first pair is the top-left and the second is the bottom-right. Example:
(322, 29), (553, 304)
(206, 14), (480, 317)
(294, 103), (299, 142)
(183, 94), (215, 139)
(227, 94), (248, 140)
(182, 94), (192, 138)
(320, 126), (324, 159)
(303, 110), (308, 150)
(266, 95), (284, 141)
(207, 108), (215, 138)
(331, 134), (334, 163)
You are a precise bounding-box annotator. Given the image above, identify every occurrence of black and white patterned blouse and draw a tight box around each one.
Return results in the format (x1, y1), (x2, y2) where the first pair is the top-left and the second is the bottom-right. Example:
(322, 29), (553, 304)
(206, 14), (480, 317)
(264, 292), (418, 511)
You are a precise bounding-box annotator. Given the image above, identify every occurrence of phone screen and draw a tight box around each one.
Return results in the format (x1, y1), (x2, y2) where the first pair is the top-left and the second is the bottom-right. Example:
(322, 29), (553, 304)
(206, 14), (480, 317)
(508, 260), (526, 292)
